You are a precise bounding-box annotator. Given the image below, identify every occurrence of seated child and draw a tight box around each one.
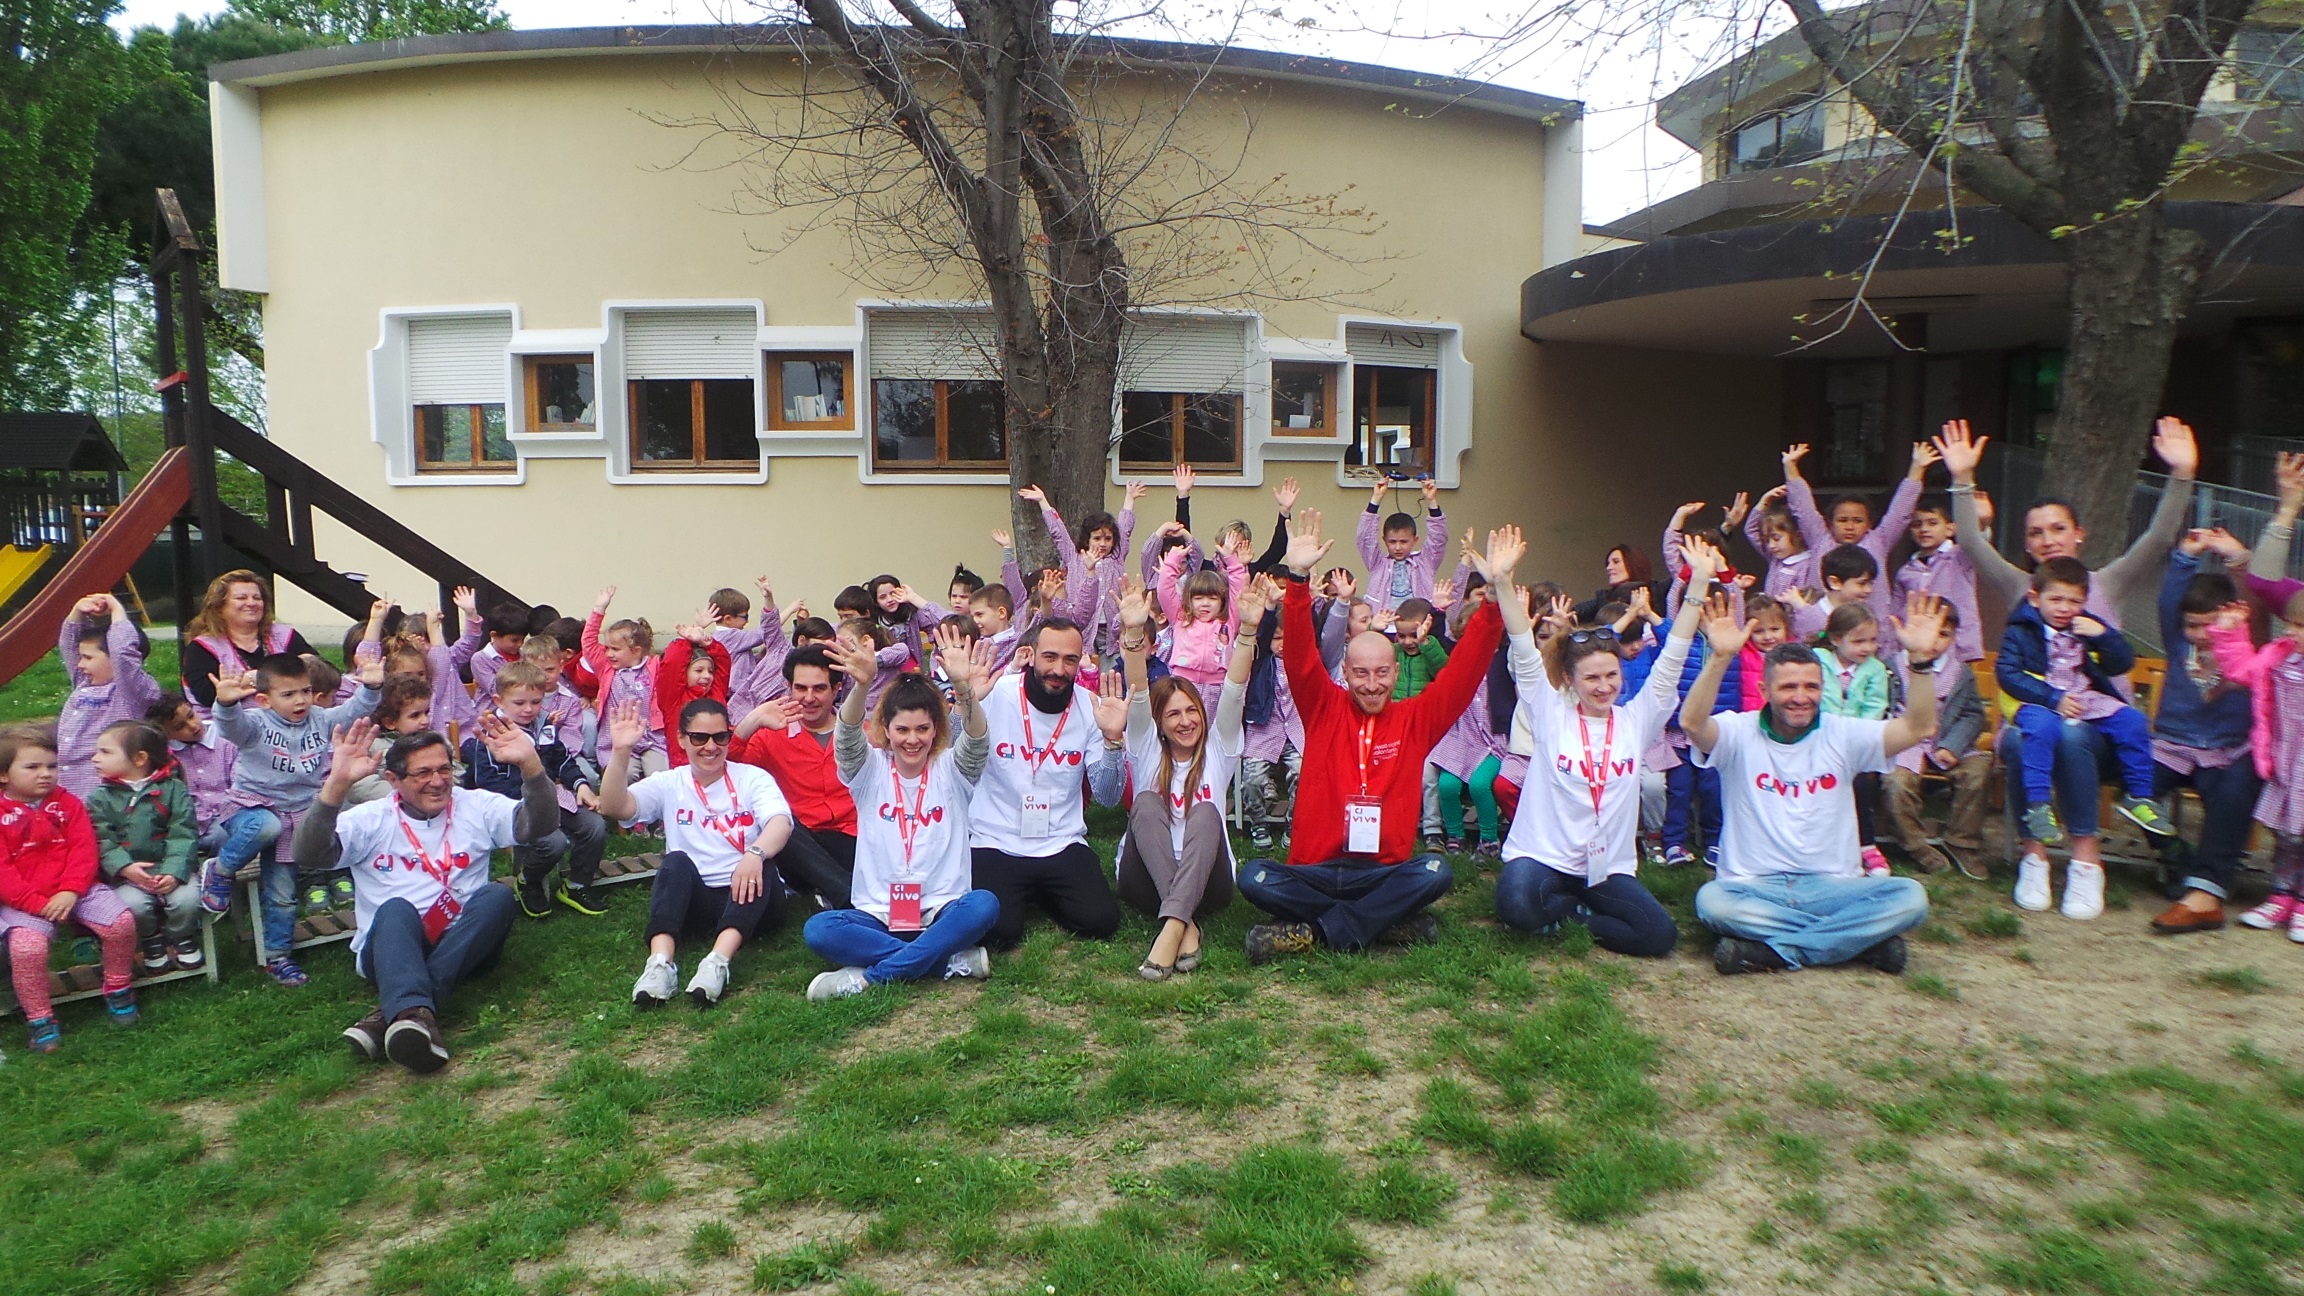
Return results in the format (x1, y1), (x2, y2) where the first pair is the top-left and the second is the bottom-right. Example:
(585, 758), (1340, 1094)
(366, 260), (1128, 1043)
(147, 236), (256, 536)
(56, 595), (162, 802)
(655, 623), (732, 770)
(89, 720), (200, 972)
(147, 694), (235, 855)
(347, 676), (439, 806)
(468, 663), (605, 919)
(1814, 602), (1893, 875)
(714, 580), (789, 717)
(969, 582), (1020, 670)
(521, 633), (593, 772)
(1894, 494), (1983, 662)
(1884, 604), (1991, 877)
(583, 587), (664, 780)
(1734, 594), (1789, 710)
(1786, 544), (1878, 643)
(1391, 598), (1448, 700)
(0, 725), (138, 1052)
(1240, 606), (1303, 852)
(200, 651), (383, 985)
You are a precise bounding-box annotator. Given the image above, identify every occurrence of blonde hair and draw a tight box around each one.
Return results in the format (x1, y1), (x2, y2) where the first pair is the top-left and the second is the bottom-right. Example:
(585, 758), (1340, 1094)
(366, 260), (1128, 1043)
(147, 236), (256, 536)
(187, 570), (274, 643)
(494, 662), (550, 697)
(1181, 568), (1230, 624)
(519, 635), (563, 668)
(605, 618), (653, 653)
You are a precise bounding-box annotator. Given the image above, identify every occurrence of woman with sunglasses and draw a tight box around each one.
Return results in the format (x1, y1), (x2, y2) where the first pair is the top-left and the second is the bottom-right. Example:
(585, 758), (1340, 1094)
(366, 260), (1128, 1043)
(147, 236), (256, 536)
(1485, 531), (1723, 956)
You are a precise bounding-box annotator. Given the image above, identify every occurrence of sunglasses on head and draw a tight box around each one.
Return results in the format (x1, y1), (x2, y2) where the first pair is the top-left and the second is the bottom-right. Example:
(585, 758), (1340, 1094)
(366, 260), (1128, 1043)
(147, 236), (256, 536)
(681, 729), (732, 746)
(1567, 627), (1621, 645)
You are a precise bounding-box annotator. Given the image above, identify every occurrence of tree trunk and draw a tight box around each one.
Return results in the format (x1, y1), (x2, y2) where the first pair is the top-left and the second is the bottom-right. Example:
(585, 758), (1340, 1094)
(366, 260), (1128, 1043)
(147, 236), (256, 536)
(2037, 211), (2207, 566)
(1008, 347), (1118, 576)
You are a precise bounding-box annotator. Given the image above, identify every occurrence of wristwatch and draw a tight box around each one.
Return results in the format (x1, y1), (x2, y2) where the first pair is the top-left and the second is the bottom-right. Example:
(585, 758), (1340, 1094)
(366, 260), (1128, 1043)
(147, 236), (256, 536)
(1906, 657), (1940, 674)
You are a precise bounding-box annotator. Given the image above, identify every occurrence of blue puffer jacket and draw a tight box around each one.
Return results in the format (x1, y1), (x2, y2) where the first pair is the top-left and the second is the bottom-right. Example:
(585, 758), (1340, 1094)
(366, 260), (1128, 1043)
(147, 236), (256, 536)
(1995, 598), (2135, 711)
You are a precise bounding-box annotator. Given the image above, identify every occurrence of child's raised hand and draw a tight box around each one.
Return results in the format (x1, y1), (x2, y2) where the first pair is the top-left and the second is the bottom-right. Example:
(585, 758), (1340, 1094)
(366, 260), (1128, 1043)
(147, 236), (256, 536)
(1273, 476), (1300, 514)
(1671, 501), (1705, 529)
(1909, 439), (1943, 474)
(1156, 519), (1188, 540)
(1629, 585), (1656, 621)
(357, 653), (386, 687)
(606, 699), (648, 755)
(1017, 484), (1048, 505)
(1781, 443), (1810, 475)
(1116, 574), (1153, 630)
(684, 621), (711, 646)
(1327, 567), (1357, 601)
(211, 670), (256, 705)
(2198, 526), (2249, 565)
(1372, 607), (1398, 633)
(1723, 491), (1752, 529)
(366, 597), (392, 627)
(452, 586), (479, 614)
(787, 599), (809, 622)
(329, 718), (380, 786)
(593, 586), (617, 614)
(72, 594), (104, 618)
(991, 527), (1013, 550)
(1757, 483), (1787, 508)
(1431, 580), (1456, 610)
(754, 573), (774, 598)
(1682, 535), (1724, 585)
(1419, 477), (1441, 508)
(1368, 479), (1390, 508)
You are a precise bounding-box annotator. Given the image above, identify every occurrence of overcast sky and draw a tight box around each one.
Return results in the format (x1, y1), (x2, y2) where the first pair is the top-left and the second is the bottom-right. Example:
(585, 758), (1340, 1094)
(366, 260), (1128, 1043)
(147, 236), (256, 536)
(110, 0), (1730, 223)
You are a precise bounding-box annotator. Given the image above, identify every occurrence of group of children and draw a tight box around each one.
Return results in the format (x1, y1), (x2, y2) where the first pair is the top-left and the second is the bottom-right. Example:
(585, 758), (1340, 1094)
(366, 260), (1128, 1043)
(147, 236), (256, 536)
(17, 424), (2304, 1055)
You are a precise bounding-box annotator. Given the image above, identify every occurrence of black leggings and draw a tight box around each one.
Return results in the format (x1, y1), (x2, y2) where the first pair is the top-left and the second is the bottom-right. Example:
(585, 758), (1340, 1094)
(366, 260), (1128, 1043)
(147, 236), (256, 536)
(971, 843), (1121, 950)
(776, 825), (858, 907)
(645, 851), (785, 947)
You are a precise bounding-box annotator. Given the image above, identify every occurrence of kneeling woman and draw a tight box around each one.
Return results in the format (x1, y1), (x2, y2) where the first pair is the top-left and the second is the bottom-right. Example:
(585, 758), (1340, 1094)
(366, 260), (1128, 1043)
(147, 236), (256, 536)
(804, 626), (1000, 999)
(1490, 531), (1721, 957)
(1113, 573), (1273, 978)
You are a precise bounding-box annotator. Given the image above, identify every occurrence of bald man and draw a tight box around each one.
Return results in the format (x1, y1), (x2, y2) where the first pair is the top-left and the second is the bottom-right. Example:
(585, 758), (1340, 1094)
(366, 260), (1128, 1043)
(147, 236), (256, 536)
(1236, 510), (1513, 963)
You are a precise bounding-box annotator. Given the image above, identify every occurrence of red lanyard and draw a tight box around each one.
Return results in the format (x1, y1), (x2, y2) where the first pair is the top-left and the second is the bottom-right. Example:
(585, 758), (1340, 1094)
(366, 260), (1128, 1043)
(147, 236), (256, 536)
(1356, 717), (1378, 795)
(1017, 687), (1071, 776)
(1575, 709), (1616, 818)
(691, 769), (750, 854)
(395, 798), (458, 886)
(890, 765), (932, 869)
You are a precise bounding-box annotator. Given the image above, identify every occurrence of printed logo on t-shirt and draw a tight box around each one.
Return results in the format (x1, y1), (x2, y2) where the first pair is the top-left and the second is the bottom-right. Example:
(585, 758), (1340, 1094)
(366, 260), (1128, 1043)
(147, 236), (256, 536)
(1370, 739), (1401, 765)
(1557, 753), (1636, 778)
(368, 848), (476, 874)
(993, 742), (1083, 766)
(1168, 785), (1216, 813)
(675, 807), (757, 834)
(1754, 771), (1838, 798)
(878, 802), (945, 824)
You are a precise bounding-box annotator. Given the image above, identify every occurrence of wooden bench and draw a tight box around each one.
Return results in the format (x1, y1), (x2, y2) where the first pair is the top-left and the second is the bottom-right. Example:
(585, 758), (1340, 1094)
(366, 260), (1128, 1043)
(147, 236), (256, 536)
(0, 913), (221, 1018)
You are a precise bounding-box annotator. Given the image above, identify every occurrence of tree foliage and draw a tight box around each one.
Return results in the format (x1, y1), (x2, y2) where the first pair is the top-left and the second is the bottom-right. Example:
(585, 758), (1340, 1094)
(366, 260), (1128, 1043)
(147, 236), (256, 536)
(225, 0), (505, 42)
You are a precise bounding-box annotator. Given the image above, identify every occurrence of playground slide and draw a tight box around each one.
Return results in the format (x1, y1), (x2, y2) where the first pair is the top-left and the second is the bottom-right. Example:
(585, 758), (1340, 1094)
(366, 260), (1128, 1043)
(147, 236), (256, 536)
(0, 447), (190, 687)
(0, 544), (52, 607)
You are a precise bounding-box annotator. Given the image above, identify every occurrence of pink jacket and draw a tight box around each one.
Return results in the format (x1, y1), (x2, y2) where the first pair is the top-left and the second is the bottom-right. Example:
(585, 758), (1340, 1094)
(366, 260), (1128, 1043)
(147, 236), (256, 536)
(1736, 643), (1767, 712)
(1157, 547), (1247, 687)
(2207, 622), (2289, 781)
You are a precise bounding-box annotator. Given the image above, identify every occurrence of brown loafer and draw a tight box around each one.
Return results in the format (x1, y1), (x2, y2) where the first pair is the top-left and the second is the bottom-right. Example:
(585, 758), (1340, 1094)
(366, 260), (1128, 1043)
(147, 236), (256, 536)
(2150, 900), (2226, 934)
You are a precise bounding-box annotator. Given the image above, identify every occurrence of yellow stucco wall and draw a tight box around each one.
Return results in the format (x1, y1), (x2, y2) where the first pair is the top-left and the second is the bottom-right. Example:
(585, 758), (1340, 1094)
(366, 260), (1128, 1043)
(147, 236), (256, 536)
(249, 49), (1777, 631)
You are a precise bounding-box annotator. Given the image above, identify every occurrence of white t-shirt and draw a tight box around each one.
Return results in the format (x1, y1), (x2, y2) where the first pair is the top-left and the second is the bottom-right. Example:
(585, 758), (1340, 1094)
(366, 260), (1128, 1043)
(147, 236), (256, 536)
(1501, 628), (1693, 882)
(845, 746), (979, 924)
(971, 673), (1101, 857)
(1127, 718), (1243, 858)
(625, 762), (792, 886)
(1693, 710), (1893, 882)
(334, 787), (519, 954)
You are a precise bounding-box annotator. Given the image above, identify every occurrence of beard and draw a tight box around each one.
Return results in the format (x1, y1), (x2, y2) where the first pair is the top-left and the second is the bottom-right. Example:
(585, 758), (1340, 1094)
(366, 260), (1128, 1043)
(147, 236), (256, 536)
(1023, 664), (1076, 714)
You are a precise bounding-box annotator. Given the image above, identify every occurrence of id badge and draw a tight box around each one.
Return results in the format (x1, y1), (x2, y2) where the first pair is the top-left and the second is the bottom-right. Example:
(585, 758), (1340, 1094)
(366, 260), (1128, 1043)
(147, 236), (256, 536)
(1020, 793), (1052, 839)
(1345, 797), (1383, 854)
(421, 891), (463, 943)
(888, 882), (924, 932)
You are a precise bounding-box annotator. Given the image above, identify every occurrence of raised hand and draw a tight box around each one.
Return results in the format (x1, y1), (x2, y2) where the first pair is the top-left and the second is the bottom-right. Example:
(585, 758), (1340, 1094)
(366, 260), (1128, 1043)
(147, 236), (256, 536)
(1368, 479), (1390, 508)
(211, 670), (256, 705)
(683, 621), (711, 646)
(745, 697), (798, 733)
(1325, 567), (1357, 601)
(1431, 580), (1457, 611)
(831, 638), (880, 684)
(1781, 443), (1811, 478)
(593, 585), (617, 614)
(606, 698), (649, 756)
(1116, 573), (1154, 630)
(72, 594), (104, 618)
(1155, 519), (1188, 540)
(331, 717), (380, 784)
(932, 623), (981, 701)
(1235, 572), (1283, 626)
(1172, 463), (1196, 498)
(787, 599), (810, 623)
(1481, 524), (1526, 586)
(1035, 569), (1066, 603)
(755, 574), (774, 599)
(1682, 535), (1724, 586)
(1273, 476), (1300, 514)
(1372, 607), (1398, 633)
(892, 583), (924, 609)
(1629, 585), (1657, 621)
(1723, 491), (1752, 529)
(991, 528), (1013, 550)
(452, 585), (479, 614)
(1892, 591), (1953, 660)
(2276, 451), (2304, 513)
(1933, 420), (1985, 483)
(1093, 666), (1129, 742)
(1419, 477), (1441, 508)
(357, 653), (386, 687)
(475, 710), (541, 771)
(2153, 416), (2199, 480)
(1908, 439), (1943, 477)
(1700, 593), (1755, 657)
(1757, 483), (1787, 509)
(2198, 527), (2249, 566)
(1283, 508), (1335, 576)
(1670, 501), (1705, 529)
(1017, 484), (1048, 505)
(1125, 478), (1148, 507)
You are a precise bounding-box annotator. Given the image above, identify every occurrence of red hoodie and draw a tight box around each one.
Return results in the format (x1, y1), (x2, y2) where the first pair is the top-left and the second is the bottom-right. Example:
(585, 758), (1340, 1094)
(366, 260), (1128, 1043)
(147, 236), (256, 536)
(1280, 577), (1502, 865)
(0, 790), (99, 914)
(656, 638), (732, 769)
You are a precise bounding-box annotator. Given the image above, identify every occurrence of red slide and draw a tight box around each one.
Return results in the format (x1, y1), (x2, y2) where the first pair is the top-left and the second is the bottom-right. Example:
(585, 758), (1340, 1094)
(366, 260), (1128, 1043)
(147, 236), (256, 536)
(0, 447), (191, 687)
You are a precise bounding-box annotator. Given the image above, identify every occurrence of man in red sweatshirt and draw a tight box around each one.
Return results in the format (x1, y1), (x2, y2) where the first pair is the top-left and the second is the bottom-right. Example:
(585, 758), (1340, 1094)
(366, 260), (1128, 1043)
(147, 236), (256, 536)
(1238, 510), (1512, 963)
(732, 646), (858, 906)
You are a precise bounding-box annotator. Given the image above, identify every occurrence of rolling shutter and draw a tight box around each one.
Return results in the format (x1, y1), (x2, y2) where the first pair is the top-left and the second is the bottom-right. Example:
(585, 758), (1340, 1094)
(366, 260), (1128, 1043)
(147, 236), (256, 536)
(867, 310), (1000, 381)
(1345, 322), (1448, 369)
(407, 314), (512, 403)
(1121, 315), (1249, 393)
(624, 308), (758, 380)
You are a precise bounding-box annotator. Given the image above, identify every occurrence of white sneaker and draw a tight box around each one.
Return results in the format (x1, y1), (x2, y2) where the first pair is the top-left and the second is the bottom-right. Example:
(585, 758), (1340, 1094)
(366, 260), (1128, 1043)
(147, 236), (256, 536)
(945, 946), (991, 980)
(2014, 853), (2053, 912)
(2289, 910), (2304, 945)
(807, 967), (870, 1001)
(632, 954), (677, 1009)
(2060, 861), (2105, 921)
(685, 952), (731, 1008)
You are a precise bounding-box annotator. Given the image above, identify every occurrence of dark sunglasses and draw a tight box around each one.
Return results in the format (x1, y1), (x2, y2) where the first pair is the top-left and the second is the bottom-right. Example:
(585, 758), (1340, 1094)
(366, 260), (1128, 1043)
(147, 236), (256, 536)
(681, 729), (733, 746)
(1567, 628), (1620, 646)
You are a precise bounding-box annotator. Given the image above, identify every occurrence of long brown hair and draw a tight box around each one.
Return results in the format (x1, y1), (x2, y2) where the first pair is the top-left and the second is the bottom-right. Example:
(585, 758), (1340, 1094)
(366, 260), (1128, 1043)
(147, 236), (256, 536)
(187, 570), (274, 645)
(1146, 676), (1209, 820)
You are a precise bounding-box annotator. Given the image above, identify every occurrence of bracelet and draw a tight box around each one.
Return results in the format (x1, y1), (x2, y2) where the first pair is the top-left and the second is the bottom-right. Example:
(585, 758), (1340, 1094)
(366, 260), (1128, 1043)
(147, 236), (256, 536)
(1947, 482), (1974, 494)
(1906, 657), (1940, 674)
(2268, 522), (2293, 537)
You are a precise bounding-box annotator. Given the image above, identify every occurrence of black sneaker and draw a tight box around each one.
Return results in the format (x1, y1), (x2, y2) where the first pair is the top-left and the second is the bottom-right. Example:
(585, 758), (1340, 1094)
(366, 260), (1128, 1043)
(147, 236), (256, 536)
(1713, 937), (1790, 976)
(1245, 922), (1318, 966)
(554, 879), (607, 916)
(1851, 935), (1908, 975)
(1376, 913), (1439, 945)
(1247, 822), (1275, 850)
(1420, 834), (1446, 854)
(342, 1009), (387, 1062)
(384, 1006), (451, 1074)
(138, 936), (171, 972)
(517, 876), (552, 919)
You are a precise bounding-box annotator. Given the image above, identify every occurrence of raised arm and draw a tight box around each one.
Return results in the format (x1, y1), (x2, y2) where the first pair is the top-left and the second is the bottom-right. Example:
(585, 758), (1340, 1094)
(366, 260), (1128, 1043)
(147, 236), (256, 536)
(593, 700), (649, 823)
(2254, 451), (2304, 573)
(1679, 594), (1752, 754)
(2097, 417), (2199, 605)
(1779, 445), (1835, 556)
(1880, 592), (1952, 757)
(1934, 421), (2026, 614)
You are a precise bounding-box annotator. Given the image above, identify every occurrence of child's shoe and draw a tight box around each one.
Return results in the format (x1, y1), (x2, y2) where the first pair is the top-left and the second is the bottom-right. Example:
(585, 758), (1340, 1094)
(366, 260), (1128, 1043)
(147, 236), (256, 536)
(197, 858), (236, 915)
(330, 874), (355, 909)
(2014, 853), (2053, 912)
(1443, 835), (1467, 854)
(2116, 795), (2176, 838)
(2239, 893), (2297, 930)
(554, 880), (607, 917)
(138, 936), (171, 972)
(1420, 834), (1446, 855)
(26, 1017), (59, 1053)
(103, 987), (138, 1026)
(263, 956), (308, 987)
(1660, 844), (1697, 868)
(2060, 861), (2106, 921)
(1247, 822), (1275, 851)
(170, 936), (204, 971)
(1860, 845), (1891, 877)
(1473, 839), (1503, 861)
(2290, 908), (2304, 946)
(301, 882), (330, 915)
(2022, 804), (2066, 847)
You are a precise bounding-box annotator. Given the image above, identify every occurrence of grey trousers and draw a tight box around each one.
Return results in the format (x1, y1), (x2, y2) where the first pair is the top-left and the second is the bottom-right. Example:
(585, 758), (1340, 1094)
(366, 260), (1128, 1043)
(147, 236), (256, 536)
(1117, 797), (1236, 923)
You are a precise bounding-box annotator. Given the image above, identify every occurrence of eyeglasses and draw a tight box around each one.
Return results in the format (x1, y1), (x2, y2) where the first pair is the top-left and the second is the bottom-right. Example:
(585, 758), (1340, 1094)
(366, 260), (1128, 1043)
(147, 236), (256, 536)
(681, 730), (733, 747)
(402, 763), (456, 782)
(1567, 628), (1620, 646)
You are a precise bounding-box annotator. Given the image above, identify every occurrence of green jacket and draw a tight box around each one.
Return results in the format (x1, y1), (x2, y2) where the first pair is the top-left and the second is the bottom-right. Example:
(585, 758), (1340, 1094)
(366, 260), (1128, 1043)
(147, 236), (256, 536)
(86, 774), (199, 883)
(1814, 647), (1893, 720)
(1392, 637), (1450, 700)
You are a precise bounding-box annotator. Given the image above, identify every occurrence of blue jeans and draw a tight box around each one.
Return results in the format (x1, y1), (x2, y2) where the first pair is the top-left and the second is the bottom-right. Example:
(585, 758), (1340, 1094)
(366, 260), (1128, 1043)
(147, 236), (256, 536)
(1662, 762), (1722, 851)
(803, 890), (1000, 984)
(2155, 758), (2264, 898)
(1494, 858), (1677, 957)
(1236, 855), (1453, 951)
(211, 807), (293, 959)
(1695, 873), (1929, 968)
(356, 885), (516, 1020)
(2011, 703), (2154, 804)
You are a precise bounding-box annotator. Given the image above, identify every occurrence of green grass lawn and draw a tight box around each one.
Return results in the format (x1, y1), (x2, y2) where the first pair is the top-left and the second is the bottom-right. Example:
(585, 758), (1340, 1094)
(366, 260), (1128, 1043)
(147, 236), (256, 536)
(2, 659), (2302, 1295)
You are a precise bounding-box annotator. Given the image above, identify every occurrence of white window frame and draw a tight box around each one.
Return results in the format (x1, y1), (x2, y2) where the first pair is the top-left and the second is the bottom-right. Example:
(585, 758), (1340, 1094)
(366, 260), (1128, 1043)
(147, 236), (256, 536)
(603, 301), (768, 485)
(856, 302), (1014, 485)
(1336, 316), (1473, 488)
(368, 305), (524, 487)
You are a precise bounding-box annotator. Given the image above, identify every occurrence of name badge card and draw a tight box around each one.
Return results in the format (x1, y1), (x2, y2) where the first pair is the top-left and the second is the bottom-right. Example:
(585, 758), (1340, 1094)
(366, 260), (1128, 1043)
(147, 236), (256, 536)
(421, 891), (464, 943)
(1020, 792), (1052, 838)
(888, 882), (924, 932)
(1345, 796), (1382, 854)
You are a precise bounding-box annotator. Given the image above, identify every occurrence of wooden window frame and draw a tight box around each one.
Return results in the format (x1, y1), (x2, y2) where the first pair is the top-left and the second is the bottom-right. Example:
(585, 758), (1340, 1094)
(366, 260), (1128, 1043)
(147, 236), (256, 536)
(413, 403), (513, 473)
(870, 377), (1009, 472)
(625, 378), (759, 471)
(523, 354), (596, 434)
(765, 352), (855, 431)
(1269, 361), (1340, 436)
(1350, 365), (1436, 472)
(1118, 391), (1245, 472)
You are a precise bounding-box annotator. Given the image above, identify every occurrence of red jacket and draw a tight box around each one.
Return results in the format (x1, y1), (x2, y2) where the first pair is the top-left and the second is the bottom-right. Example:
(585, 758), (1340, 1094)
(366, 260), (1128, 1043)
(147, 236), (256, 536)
(734, 723), (857, 835)
(0, 790), (99, 913)
(656, 639), (732, 769)
(1281, 577), (1502, 865)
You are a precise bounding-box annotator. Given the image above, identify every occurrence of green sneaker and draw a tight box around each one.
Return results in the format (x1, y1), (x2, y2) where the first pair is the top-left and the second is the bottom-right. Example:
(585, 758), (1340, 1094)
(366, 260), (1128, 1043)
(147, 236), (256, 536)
(2020, 803), (2065, 847)
(2116, 795), (2176, 837)
(330, 874), (355, 909)
(301, 884), (330, 914)
(554, 880), (607, 917)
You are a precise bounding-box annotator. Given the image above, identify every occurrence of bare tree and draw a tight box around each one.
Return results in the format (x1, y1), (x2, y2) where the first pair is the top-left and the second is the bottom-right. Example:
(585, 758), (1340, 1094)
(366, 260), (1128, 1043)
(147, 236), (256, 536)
(671, 4), (1380, 567)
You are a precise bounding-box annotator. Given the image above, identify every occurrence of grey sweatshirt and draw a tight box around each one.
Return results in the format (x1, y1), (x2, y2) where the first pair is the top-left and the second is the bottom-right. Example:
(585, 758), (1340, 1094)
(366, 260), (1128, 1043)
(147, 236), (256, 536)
(214, 685), (380, 814)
